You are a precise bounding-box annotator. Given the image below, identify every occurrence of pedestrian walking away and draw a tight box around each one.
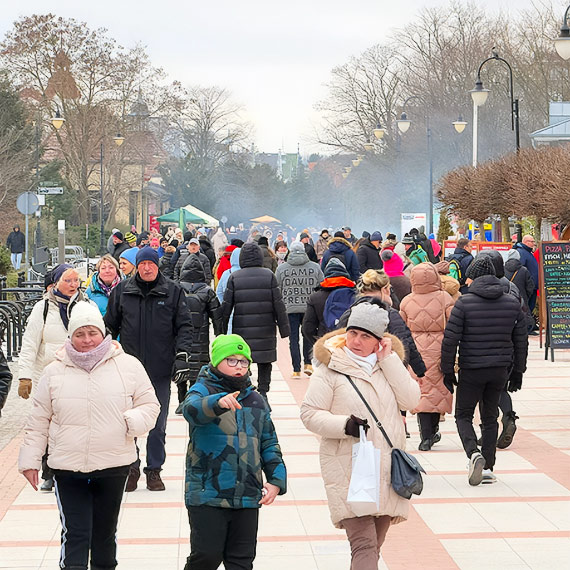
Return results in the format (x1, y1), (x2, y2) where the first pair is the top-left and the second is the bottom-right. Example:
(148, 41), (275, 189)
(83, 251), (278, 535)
(182, 334), (286, 570)
(104, 246), (193, 492)
(6, 225), (25, 269)
(18, 302), (159, 570)
(320, 232), (360, 282)
(301, 303), (420, 570)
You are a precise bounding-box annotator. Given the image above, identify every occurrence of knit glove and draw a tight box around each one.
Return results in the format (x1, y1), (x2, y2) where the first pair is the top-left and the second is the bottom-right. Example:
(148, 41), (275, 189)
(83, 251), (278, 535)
(18, 378), (32, 399)
(507, 371), (523, 393)
(345, 415), (369, 438)
(172, 353), (192, 385)
(443, 373), (457, 394)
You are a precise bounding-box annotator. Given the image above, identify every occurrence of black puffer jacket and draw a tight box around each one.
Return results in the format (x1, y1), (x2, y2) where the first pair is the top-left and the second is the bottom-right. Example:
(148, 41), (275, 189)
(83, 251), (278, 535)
(199, 237), (216, 270)
(104, 273), (193, 383)
(504, 258), (535, 310)
(356, 240), (383, 273)
(0, 347), (13, 416)
(337, 296), (426, 377)
(180, 255), (223, 378)
(440, 275), (528, 374)
(222, 243), (290, 363)
(176, 249), (213, 283)
(112, 241), (131, 263)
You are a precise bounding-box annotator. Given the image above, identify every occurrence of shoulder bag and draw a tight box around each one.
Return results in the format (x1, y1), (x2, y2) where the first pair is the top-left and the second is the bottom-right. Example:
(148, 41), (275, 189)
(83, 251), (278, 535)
(344, 374), (425, 500)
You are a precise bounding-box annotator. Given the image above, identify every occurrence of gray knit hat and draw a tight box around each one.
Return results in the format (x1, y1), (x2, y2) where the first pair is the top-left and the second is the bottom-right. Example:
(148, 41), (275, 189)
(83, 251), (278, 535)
(347, 303), (390, 340)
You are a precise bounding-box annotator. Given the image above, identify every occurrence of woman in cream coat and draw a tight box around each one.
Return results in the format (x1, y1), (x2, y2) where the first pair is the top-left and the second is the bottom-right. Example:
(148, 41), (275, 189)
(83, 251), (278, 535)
(19, 302), (159, 570)
(301, 303), (420, 570)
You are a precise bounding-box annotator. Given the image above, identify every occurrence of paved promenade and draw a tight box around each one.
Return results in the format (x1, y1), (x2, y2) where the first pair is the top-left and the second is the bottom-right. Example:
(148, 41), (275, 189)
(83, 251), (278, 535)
(0, 336), (569, 569)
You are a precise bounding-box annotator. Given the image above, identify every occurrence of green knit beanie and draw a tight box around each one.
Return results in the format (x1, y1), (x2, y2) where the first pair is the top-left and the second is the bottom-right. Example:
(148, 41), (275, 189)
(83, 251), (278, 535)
(211, 334), (252, 367)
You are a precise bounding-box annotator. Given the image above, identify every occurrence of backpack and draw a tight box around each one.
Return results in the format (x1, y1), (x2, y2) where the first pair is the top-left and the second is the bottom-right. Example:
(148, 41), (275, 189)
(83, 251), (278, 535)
(329, 251), (346, 267)
(448, 258), (462, 283)
(323, 288), (355, 331)
(408, 245), (428, 266)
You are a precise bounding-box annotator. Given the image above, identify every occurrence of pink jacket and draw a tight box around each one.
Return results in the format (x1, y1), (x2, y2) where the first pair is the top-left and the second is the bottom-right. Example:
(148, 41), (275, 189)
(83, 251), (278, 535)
(19, 341), (159, 473)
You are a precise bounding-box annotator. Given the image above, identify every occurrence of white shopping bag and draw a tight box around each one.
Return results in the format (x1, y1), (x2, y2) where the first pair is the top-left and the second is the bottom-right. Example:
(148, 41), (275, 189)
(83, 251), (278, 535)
(347, 426), (381, 516)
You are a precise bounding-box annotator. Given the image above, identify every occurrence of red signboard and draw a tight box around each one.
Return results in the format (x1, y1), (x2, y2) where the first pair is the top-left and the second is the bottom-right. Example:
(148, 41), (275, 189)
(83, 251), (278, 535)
(149, 215), (160, 232)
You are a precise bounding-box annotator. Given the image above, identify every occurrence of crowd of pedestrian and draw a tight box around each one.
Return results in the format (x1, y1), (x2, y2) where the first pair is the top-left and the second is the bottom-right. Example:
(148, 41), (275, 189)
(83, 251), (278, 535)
(2, 218), (538, 569)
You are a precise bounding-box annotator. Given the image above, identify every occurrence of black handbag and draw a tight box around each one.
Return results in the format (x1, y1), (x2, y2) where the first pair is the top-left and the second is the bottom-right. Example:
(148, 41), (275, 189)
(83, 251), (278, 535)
(344, 374), (425, 500)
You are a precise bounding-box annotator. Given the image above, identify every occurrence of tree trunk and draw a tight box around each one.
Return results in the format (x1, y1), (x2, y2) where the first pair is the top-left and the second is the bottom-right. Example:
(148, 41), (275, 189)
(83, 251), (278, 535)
(500, 215), (510, 242)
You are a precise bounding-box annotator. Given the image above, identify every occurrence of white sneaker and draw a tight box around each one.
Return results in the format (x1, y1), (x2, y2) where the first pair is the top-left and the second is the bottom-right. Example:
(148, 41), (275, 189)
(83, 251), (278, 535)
(468, 452), (485, 486)
(482, 469), (497, 484)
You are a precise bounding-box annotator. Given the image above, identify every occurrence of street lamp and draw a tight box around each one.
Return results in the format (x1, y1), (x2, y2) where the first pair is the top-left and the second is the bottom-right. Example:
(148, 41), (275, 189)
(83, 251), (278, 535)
(452, 115), (468, 134)
(373, 122), (385, 139)
(51, 108), (65, 131)
(363, 138), (375, 152)
(396, 112), (411, 134)
(554, 4), (570, 60)
(470, 49), (520, 166)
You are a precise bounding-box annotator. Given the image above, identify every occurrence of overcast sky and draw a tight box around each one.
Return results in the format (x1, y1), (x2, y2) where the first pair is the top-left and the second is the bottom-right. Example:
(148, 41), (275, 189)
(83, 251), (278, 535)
(0, 0), (559, 153)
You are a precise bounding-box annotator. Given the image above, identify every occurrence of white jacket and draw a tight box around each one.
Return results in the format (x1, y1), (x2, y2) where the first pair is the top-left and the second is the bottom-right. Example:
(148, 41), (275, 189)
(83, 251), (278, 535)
(211, 228), (228, 256)
(18, 294), (91, 383)
(301, 331), (421, 527)
(19, 341), (160, 473)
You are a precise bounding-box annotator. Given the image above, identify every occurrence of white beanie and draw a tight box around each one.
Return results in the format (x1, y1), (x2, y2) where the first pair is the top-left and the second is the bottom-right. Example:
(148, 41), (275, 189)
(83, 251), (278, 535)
(394, 242), (407, 259)
(347, 303), (390, 340)
(507, 249), (520, 261)
(68, 302), (106, 338)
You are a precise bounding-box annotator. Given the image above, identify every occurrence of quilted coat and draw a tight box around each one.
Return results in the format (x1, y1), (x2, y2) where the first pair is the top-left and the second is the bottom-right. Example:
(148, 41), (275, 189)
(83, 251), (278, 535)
(399, 264), (455, 414)
(301, 331), (420, 527)
(18, 341), (160, 473)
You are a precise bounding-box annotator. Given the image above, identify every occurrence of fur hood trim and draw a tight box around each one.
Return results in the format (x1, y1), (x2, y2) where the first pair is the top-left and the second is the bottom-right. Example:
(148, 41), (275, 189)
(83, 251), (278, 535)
(313, 328), (405, 366)
(329, 236), (353, 249)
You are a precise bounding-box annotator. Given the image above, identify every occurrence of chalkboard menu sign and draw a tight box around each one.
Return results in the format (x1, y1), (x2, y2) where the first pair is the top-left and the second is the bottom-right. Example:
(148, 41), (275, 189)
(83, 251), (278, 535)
(546, 299), (570, 349)
(541, 242), (570, 298)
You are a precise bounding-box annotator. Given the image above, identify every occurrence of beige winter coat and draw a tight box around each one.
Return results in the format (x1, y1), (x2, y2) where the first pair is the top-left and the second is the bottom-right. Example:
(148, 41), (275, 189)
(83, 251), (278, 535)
(399, 263), (455, 414)
(300, 331), (421, 528)
(19, 341), (160, 474)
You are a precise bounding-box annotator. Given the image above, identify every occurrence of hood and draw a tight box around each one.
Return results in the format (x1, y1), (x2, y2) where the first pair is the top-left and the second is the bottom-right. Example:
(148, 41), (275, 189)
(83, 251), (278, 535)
(239, 242), (263, 268)
(199, 237), (213, 250)
(504, 257), (521, 273)
(328, 237), (352, 252)
(55, 338), (123, 367)
(410, 263), (442, 294)
(180, 253), (206, 283)
(435, 260), (450, 275)
(479, 249), (505, 278)
(324, 257), (351, 279)
(466, 274), (505, 299)
(319, 276), (355, 289)
(287, 247), (309, 266)
(381, 249), (404, 277)
(313, 329), (405, 367)
(229, 248), (241, 269)
(513, 242), (532, 254)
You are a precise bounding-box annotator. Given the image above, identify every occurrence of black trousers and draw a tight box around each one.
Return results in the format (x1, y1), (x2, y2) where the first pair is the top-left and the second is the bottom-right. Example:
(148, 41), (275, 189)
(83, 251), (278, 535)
(185, 505), (259, 570)
(53, 469), (128, 570)
(288, 313), (312, 371)
(417, 412), (440, 441)
(256, 363), (272, 393)
(455, 367), (508, 470)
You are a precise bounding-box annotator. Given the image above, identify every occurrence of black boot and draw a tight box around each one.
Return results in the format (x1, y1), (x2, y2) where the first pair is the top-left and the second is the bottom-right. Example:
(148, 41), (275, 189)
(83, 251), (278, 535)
(497, 411), (519, 449)
(418, 439), (432, 451)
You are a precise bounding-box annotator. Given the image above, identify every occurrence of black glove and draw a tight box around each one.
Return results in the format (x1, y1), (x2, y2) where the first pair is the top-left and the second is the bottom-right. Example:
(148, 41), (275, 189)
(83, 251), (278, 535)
(507, 371), (523, 393)
(443, 373), (457, 394)
(345, 415), (369, 438)
(172, 352), (192, 385)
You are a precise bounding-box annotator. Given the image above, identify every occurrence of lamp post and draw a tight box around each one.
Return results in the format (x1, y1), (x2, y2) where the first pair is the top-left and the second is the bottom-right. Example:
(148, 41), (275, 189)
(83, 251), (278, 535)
(554, 4), (570, 60)
(470, 49), (520, 167)
(99, 133), (125, 254)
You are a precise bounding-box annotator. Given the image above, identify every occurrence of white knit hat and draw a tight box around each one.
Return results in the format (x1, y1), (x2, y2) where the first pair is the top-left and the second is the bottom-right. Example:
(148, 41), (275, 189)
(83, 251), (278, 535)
(347, 303), (390, 340)
(68, 302), (106, 338)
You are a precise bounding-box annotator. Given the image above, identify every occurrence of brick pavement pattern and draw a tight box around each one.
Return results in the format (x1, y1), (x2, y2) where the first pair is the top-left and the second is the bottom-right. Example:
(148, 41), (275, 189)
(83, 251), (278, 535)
(0, 337), (569, 569)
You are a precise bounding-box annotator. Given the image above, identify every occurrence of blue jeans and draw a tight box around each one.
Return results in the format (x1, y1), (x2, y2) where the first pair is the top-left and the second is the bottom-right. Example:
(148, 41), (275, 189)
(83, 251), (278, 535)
(288, 313), (311, 372)
(11, 253), (22, 270)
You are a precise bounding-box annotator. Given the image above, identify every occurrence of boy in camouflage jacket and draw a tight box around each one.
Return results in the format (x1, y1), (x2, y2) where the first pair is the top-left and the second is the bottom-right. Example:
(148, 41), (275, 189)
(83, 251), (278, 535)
(182, 334), (287, 569)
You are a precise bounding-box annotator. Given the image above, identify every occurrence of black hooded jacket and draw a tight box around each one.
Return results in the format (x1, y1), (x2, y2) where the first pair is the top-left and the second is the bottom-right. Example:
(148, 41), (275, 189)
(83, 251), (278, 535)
(222, 243), (290, 363)
(199, 237), (216, 270)
(440, 275), (528, 374)
(179, 254), (223, 377)
(337, 296), (426, 377)
(355, 240), (383, 273)
(504, 257), (535, 310)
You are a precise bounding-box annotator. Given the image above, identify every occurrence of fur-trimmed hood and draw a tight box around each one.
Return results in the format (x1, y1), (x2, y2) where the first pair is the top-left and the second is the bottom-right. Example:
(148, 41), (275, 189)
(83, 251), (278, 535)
(328, 236), (353, 250)
(313, 328), (405, 367)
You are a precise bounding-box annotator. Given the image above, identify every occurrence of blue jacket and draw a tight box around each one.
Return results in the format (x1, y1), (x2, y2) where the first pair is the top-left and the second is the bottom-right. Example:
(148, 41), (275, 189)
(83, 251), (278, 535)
(85, 273), (114, 316)
(320, 237), (360, 281)
(513, 243), (538, 291)
(183, 365), (286, 509)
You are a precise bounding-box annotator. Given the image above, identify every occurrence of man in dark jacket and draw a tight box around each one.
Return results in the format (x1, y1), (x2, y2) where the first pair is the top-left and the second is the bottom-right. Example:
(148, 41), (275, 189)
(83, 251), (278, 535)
(198, 234), (216, 270)
(276, 241), (324, 377)
(504, 250), (535, 329)
(110, 232), (130, 263)
(300, 232), (318, 263)
(342, 226), (357, 246)
(6, 225), (25, 269)
(176, 239), (213, 283)
(356, 231), (383, 273)
(221, 243), (290, 402)
(320, 232), (360, 282)
(513, 235), (539, 311)
(105, 246), (193, 492)
(440, 256), (528, 486)
(177, 253), (223, 413)
(302, 258), (356, 344)
(0, 346), (13, 417)
(446, 238), (474, 293)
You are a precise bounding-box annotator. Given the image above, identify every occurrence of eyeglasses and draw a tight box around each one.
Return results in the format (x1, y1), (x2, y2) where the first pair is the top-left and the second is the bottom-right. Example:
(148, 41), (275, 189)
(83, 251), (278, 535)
(225, 357), (250, 368)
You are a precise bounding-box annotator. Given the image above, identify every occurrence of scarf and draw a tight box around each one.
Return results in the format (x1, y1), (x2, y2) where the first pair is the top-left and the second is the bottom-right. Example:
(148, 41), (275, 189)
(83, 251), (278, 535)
(209, 364), (251, 392)
(96, 273), (121, 297)
(343, 346), (377, 376)
(49, 288), (81, 330)
(65, 335), (113, 372)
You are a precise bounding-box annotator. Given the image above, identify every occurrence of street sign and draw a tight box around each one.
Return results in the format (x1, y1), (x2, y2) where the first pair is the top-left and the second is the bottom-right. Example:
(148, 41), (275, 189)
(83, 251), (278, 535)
(37, 186), (64, 195)
(16, 192), (39, 215)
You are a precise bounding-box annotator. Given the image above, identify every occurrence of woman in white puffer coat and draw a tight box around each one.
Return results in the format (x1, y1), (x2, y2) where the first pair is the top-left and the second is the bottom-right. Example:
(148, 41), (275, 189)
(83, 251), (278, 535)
(301, 303), (420, 570)
(19, 302), (159, 570)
